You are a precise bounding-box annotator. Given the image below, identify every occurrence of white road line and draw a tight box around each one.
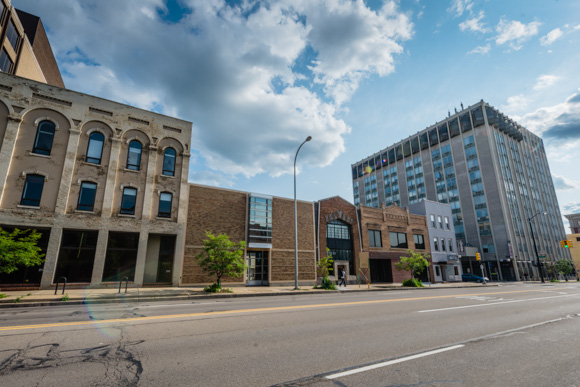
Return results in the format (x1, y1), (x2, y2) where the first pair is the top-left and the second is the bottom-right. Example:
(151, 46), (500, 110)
(326, 345), (464, 380)
(139, 302), (214, 308)
(417, 293), (579, 313)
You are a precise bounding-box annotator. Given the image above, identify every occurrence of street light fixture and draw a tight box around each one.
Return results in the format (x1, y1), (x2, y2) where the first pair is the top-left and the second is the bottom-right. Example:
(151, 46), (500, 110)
(294, 136), (312, 290)
(528, 211), (547, 283)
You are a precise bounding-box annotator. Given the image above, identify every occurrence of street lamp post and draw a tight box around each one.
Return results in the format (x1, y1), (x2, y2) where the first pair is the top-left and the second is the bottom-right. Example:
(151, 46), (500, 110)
(294, 136), (312, 290)
(528, 211), (547, 283)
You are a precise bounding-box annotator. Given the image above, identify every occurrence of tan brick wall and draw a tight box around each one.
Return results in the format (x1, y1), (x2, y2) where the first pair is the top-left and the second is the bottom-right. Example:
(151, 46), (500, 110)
(182, 185), (247, 284)
(271, 198), (315, 282)
(360, 204), (432, 283)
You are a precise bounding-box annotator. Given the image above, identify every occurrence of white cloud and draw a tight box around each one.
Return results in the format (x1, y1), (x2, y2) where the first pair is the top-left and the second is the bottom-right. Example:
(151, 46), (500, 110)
(14, 0), (413, 179)
(540, 28), (563, 46)
(468, 44), (491, 55)
(459, 11), (489, 33)
(501, 94), (529, 114)
(495, 19), (542, 50)
(448, 0), (474, 17)
(533, 74), (561, 90)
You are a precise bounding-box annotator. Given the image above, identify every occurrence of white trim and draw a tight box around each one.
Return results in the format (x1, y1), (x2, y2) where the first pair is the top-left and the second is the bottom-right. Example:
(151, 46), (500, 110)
(21, 170), (49, 181)
(34, 117), (59, 129)
(120, 183), (140, 192)
(77, 177), (98, 185)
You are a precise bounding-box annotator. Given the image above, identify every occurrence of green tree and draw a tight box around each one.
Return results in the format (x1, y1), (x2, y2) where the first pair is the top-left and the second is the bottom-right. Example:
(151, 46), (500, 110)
(0, 228), (45, 275)
(196, 231), (247, 289)
(316, 248), (336, 290)
(395, 250), (430, 280)
(553, 259), (574, 281)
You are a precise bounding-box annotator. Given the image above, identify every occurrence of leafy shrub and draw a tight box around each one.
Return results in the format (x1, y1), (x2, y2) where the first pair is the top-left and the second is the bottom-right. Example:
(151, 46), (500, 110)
(61, 293), (70, 301)
(204, 283), (222, 293)
(0, 293), (7, 299)
(550, 278), (560, 283)
(402, 278), (424, 287)
(320, 277), (337, 290)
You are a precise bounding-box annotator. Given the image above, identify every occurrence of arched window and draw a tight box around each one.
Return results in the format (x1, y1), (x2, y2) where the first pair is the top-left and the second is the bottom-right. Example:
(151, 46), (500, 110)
(20, 174), (45, 207)
(86, 132), (104, 164)
(158, 192), (172, 218)
(32, 120), (56, 155)
(326, 219), (354, 275)
(126, 140), (142, 171)
(162, 147), (176, 176)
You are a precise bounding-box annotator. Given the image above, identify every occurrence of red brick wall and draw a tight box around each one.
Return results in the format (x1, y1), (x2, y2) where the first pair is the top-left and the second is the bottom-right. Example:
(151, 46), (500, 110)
(318, 196), (360, 274)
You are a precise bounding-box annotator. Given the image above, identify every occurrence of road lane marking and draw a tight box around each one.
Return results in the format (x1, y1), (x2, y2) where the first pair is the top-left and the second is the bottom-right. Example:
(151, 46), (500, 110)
(325, 345), (464, 379)
(418, 293), (580, 313)
(0, 289), (572, 332)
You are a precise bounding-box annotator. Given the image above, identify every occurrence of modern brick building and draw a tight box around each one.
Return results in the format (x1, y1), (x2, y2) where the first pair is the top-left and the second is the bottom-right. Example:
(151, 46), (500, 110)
(0, 72), (192, 288)
(352, 100), (571, 281)
(183, 185), (316, 286)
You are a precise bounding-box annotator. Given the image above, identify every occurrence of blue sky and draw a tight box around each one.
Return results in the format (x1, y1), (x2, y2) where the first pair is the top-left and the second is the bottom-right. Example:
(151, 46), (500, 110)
(14, 0), (580, 228)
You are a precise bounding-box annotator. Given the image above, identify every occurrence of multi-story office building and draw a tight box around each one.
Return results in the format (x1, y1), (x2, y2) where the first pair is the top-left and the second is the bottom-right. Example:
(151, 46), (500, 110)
(352, 100), (571, 281)
(0, 0), (64, 87)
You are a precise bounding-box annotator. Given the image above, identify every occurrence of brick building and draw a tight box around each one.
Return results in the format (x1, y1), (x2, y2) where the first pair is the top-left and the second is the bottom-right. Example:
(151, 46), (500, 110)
(359, 204), (432, 283)
(0, 72), (191, 289)
(182, 185), (316, 286)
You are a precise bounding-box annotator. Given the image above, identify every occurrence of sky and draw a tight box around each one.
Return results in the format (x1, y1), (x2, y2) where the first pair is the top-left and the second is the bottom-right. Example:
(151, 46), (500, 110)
(13, 0), (580, 229)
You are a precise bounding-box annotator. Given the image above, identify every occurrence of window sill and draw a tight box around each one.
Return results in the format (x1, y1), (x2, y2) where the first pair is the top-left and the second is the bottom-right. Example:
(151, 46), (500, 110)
(28, 152), (51, 159)
(17, 204), (40, 210)
(82, 161), (104, 168)
(118, 213), (136, 218)
(159, 174), (176, 179)
(74, 209), (96, 214)
(156, 216), (174, 221)
(123, 168), (140, 173)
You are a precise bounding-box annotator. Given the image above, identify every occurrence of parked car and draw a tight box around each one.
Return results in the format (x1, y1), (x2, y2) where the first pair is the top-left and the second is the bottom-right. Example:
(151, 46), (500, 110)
(461, 273), (489, 283)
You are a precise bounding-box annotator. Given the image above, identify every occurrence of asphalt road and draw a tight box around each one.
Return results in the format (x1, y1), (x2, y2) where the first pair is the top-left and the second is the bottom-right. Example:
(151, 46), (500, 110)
(1, 283), (579, 386)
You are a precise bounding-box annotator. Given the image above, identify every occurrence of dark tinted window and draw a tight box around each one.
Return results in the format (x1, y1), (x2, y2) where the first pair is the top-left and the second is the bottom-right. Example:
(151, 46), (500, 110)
(411, 137), (420, 153)
(471, 106), (485, 127)
(414, 234), (425, 249)
(77, 181), (97, 211)
(390, 232), (408, 249)
(438, 124), (449, 142)
(6, 20), (19, 50)
(486, 107), (499, 126)
(395, 145), (403, 160)
(420, 133), (429, 150)
(382, 152), (388, 166)
(158, 192), (172, 218)
(55, 230), (98, 283)
(460, 113), (472, 132)
(368, 229), (382, 247)
(20, 174), (45, 206)
(163, 147), (176, 176)
(32, 121), (56, 155)
(103, 232), (139, 282)
(86, 132), (104, 164)
(403, 141), (411, 158)
(375, 155), (382, 169)
(449, 118), (460, 137)
(120, 187), (137, 215)
(429, 129), (439, 146)
(388, 148), (396, 163)
(127, 140), (142, 171)
(0, 49), (13, 73)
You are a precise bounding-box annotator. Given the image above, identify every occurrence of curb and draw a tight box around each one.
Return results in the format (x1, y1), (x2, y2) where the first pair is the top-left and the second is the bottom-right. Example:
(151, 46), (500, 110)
(0, 284), (498, 309)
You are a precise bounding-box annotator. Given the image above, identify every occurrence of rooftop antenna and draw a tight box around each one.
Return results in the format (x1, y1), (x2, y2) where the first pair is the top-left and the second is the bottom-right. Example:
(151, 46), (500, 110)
(448, 110), (451, 117)
(454, 107), (457, 114)
(460, 102), (464, 110)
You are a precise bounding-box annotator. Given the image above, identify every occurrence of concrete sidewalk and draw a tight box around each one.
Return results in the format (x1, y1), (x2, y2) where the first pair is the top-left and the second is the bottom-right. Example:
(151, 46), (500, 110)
(0, 281), (494, 309)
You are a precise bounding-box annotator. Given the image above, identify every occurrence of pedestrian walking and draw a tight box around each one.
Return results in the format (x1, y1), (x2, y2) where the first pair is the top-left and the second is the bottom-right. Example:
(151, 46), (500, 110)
(339, 268), (346, 287)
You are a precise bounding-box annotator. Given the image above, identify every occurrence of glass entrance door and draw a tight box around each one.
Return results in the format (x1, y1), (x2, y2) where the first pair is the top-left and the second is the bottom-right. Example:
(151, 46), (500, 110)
(247, 251), (269, 286)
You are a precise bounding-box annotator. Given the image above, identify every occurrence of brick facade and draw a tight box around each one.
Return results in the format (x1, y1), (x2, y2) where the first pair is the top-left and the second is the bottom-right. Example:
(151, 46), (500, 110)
(359, 204), (432, 283)
(182, 185), (316, 286)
